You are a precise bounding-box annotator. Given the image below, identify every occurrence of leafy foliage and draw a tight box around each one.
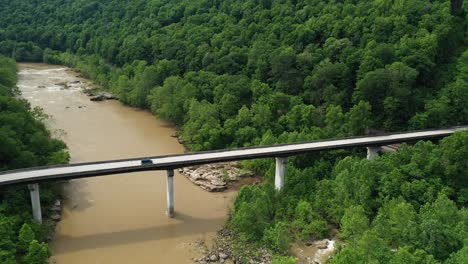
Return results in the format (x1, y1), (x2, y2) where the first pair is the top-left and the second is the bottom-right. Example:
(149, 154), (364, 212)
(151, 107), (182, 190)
(0, 0), (465, 139)
(271, 255), (297, 264)
(230, 132), (468, 260)
(22, 240), (50, 264)
(0, 0), (466, 262)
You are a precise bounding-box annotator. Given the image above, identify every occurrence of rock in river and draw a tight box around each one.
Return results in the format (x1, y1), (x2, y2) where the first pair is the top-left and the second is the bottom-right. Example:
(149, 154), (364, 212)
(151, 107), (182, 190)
(219, 252), (228, 260)
(51, 213), (61, 221)
(179, 162), (253, 192)
(90, 92), (116, 101)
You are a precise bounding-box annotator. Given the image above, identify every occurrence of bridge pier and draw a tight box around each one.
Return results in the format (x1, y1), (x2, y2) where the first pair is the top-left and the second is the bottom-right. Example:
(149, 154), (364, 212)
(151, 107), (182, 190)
(166, 169), (174, 218)
(367, 146), (382, 160)
(275, 157), (287, 191)
(28, 183), (42, 223)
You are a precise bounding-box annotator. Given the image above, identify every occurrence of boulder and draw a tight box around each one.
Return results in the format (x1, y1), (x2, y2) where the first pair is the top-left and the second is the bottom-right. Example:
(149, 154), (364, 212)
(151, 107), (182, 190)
(180, 162), (254, 192)
(210, 255), (218, 262)
(199, 183), (227, 192)
(177, 137), (185, 144)
(90, 92), (116, 101)
(315, 240), (328, 249)
(51, 205), (61, 212)
(90, 94), (105, 101)
(219, 252), (229, 259)
(51, 213), (61, 221)
(101, 92), (115, 100)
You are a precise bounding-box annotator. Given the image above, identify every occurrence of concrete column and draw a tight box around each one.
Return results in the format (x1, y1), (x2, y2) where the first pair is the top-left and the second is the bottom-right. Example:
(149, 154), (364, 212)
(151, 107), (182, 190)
(166, 169), (174, 218)
(275, 157), (287, 191)
(28, 183), (42, 223)
(367, 146), (382, 160)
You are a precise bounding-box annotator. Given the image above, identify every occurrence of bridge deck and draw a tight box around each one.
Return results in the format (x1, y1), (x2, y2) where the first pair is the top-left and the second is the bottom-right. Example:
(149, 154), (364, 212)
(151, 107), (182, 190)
(0, 127), (466, 186)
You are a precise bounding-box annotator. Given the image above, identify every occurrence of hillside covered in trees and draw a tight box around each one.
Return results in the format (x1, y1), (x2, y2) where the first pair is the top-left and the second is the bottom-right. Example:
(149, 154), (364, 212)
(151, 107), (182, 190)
(0, 0), (467, 263)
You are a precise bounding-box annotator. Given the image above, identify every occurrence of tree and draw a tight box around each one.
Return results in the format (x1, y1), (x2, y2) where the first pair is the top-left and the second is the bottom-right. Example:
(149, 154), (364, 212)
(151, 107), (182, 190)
(417, 195), (464, 260)
(389, 247), (438, 264)
(149, 76), (194, 124)
(445, 246), (468, 264)
(291, 200), (328, 240)
(303, 60), (351, 106)
(332, 157), (377, 219)
(262, 222), (292, 255)
(22, 240), (50, 264)
(0, 216), (16, 261)
(0, 251), (16, 264)
(230, 185), (274, 241)
(279, 104), (320, 132)
(344, 100), (372, 135)
(18, 223), (35, 253)
(438, 131), (468, 202)
(373, 199), (417, 246)
(331, 231), (392, 264)
(181, 100), (223, 150)
(340, 205), (369, 239)
(354, 62), (417, 130)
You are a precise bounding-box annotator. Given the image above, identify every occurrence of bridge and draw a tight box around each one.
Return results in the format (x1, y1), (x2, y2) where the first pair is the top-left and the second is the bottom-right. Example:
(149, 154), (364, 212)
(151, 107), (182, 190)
(0, 127), (466, 222)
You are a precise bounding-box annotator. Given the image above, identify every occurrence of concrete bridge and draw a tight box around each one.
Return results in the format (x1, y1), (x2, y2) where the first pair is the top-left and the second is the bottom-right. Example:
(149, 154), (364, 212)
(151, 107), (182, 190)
(0, 127), (466, 222)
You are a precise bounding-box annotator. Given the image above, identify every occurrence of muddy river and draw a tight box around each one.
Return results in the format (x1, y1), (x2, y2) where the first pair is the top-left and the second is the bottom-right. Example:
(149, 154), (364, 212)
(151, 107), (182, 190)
(18, 63), (236, 263)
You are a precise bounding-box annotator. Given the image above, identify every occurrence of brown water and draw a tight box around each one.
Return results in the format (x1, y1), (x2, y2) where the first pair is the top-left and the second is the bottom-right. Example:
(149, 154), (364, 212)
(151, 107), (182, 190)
(18, 63), (236, 263)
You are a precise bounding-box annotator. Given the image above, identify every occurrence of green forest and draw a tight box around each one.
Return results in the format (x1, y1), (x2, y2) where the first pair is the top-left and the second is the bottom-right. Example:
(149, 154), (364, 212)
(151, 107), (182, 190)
(0, 0), (467, 263)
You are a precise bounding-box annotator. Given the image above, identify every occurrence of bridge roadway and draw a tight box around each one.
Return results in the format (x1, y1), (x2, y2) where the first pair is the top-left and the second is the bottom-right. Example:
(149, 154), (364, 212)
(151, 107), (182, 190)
(0, 126), (466, 221)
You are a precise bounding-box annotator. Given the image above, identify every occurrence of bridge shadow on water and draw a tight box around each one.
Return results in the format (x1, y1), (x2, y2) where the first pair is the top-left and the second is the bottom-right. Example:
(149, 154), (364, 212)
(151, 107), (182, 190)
(61, 180), (95, 212)
(53, 212), (225, 253)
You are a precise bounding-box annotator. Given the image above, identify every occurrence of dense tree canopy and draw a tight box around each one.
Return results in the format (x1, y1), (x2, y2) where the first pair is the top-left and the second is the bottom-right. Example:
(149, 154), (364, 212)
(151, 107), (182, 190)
(0, 0), (466, 144)
(0, 0), (466, 262)
(230, 132), (468, 263)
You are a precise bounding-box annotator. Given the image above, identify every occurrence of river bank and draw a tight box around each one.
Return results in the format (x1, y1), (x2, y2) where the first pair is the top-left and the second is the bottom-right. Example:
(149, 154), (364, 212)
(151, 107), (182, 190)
(191, 228), (337, 264)
(18, 63), (237, 264)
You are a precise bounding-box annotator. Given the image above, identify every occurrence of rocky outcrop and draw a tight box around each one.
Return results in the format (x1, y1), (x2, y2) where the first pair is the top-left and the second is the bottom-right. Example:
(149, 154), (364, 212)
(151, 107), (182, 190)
(51, 213), (61, 221)
(89, 92), (116, 101)
(51, 200), (62, 213)
(179, 162), (253, 192)
(193, 228), (272, 264)
(50, 199), (62, 222)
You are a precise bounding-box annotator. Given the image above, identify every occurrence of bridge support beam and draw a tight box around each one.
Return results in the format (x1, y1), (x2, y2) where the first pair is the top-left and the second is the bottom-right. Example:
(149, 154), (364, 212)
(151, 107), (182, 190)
(275, 157), (287, 191)
(166, 169), (174, 218)
(28, 183), (42, 223)
(367, 146), (382, 160)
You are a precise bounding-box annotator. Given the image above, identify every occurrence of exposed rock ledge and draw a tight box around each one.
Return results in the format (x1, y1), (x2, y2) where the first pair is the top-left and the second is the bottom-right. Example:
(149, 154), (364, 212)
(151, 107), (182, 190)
(178, 162), (253, 192)
(89, 92), (116, 101)
(50, 199), (62, 222)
